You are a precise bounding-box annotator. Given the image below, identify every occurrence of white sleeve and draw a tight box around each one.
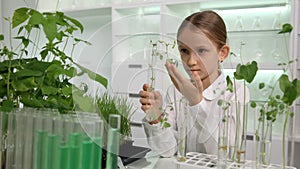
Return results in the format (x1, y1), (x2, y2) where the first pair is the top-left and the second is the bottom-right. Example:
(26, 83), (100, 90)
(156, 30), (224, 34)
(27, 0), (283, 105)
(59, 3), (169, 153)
(142, 86), (179, 157)
(142, 118), (177, 157)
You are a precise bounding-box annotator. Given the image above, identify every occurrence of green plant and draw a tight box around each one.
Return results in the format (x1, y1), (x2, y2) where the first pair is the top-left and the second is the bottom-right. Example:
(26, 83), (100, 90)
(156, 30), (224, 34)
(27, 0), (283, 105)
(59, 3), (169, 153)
(253, 23), (300, 168)
(0, 7), (107, 113)
(218, 41), (258, 163)
(146, 39), (177, 128)
(95, 92), (137, 144)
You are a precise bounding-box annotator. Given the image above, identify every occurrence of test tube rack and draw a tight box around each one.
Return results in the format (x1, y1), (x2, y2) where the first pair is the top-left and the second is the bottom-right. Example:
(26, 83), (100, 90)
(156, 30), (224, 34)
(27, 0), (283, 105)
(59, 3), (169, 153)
(173, 152), (297, 169)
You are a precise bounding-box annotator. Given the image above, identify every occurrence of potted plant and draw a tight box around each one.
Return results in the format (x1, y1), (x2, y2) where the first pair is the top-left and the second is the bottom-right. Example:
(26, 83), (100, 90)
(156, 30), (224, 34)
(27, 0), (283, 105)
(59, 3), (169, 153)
(0, 7), (108, 112)
(0, 6), (108, 168)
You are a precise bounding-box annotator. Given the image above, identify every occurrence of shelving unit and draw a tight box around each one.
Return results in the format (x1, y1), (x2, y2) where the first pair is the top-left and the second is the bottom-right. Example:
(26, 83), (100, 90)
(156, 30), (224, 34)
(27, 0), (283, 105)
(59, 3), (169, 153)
(2, 0), (299, 167)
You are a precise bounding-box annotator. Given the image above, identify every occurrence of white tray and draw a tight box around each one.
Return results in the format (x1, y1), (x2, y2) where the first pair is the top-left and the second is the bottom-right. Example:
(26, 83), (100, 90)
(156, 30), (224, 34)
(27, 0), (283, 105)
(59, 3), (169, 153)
(173, 152), (297, 169)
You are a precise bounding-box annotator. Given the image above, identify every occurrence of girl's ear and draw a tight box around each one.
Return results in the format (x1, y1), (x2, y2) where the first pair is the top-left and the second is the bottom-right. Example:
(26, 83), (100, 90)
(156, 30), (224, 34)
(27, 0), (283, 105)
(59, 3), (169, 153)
(218, 45), (230, 62)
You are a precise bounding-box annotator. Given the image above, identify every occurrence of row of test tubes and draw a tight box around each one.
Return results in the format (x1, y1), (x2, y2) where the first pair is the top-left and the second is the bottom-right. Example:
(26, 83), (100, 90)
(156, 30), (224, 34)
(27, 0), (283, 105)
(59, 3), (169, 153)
(0, 108), (121, 169)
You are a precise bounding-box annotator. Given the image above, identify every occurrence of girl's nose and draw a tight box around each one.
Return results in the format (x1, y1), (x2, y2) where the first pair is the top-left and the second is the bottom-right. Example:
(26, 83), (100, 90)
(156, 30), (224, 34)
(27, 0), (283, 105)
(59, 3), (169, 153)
(187, 52), (198, 66)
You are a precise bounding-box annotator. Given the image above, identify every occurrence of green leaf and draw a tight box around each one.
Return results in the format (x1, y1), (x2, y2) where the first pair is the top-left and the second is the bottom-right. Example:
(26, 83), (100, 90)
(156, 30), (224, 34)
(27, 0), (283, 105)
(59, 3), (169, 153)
(15, 69), (43, 78)
(11, 77), (37, 92)
(63, 15), (84, 33)
(75, 63), (108, 88)
(278, 23), (293, 34)
(0, 34), (4, 41)
(250, 101), (257, 108)
(64, 67), (77, 78)
(62, 86), (72, 95)
(42, 15), (57, 42)
(0, 100), (14, 112)
(40, 50), (48, 59)
(163, 122), (171, 128)
(279, 74), (291, 93)
(12, 7), (29, 28)
(226, 76), (233, 92)
(217, 99), (223, 106)
(259, 83), (265, 89)
(41, 85), (58, 95)
(28, 9), (44, 25)
(234, 61), (258, 83)
(20, 97), (44, 108)
(73, 91), (94, 112)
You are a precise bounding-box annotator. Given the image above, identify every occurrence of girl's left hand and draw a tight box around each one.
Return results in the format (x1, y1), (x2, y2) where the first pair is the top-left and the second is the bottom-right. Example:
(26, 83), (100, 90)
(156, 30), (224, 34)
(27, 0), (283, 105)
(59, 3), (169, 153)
(165, 61), (203, 106)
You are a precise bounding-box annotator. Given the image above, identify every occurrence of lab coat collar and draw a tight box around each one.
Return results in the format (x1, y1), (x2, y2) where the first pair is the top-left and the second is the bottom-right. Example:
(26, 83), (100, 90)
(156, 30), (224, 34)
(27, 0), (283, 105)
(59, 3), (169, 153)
(202, 72), (226, 101)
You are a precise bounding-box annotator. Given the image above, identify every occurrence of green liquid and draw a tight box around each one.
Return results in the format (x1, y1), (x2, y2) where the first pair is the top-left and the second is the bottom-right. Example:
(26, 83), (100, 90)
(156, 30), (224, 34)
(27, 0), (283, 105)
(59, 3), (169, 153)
(35, 131), (48, 169)
(106, 128), (120, 169)
(58, 145), (70, 169)
(70, 146), (80, 169)
(93, 137), (103, 169)
(81, 140), (93, 169)
(47, 134), (59, 169)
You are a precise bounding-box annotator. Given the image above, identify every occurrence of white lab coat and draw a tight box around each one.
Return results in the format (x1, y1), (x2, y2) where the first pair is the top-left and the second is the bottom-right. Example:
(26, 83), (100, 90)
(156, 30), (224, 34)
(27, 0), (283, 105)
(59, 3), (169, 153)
(142, 72), (249, 157)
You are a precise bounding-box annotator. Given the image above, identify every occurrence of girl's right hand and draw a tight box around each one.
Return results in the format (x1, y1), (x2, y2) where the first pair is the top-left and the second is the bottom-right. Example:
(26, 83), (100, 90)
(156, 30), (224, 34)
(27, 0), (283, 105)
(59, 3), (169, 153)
(139, 84), (163, 124)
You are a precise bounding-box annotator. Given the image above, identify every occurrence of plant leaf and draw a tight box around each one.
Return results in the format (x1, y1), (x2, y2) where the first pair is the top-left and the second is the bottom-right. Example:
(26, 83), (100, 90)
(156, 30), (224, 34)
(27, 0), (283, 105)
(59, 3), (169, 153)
(15, 68), (43, 78)
(12, 7), (29, 28)
(42, 15), (57, 42)
(0, 34), (4, 41)
(41, 85), (58, 95)
(28, 9), (44, 25)
(234, 61), (258, 83)
(226, 75), (233, 92)
(259, 83), (265, 89)
(278, 23), (293, 34)
(63, 15), (84, 33)
(11, 77), (38, 92)
(75, 63), (108, 88)
(0, 100), (14, 112)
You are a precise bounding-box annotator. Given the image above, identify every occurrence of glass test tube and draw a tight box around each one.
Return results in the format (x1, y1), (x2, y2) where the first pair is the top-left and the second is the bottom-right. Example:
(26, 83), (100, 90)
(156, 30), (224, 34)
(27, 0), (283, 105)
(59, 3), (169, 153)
(23, 108), (35, 169)
(106, 114), (121, 169)
(5, 112), (16, 169)
(177, 98), (188, 162)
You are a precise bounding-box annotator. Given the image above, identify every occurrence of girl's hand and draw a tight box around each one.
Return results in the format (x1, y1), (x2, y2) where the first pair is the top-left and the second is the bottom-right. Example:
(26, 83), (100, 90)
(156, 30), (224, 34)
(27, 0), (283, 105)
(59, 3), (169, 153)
(165, 61), (203, 106)
(139, 84), (163, 123)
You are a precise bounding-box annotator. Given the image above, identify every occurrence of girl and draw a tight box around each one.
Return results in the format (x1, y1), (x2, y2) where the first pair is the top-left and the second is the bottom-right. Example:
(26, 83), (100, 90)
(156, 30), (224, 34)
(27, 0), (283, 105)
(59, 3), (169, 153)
(139, 10), (248, 157)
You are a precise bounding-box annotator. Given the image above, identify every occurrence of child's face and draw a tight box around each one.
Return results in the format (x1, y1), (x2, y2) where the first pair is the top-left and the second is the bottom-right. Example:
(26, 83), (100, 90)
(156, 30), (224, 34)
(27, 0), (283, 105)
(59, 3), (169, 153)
(177, 28), (220, 83)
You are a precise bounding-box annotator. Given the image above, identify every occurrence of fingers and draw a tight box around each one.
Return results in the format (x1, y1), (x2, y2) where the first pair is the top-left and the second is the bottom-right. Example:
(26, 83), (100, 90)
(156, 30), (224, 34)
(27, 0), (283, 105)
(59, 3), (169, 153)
(165, 61), (188, 86)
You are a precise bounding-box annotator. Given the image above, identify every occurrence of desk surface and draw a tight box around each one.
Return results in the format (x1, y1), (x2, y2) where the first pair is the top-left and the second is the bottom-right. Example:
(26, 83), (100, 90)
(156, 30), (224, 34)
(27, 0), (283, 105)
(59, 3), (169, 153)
(126, 151), (176, 169)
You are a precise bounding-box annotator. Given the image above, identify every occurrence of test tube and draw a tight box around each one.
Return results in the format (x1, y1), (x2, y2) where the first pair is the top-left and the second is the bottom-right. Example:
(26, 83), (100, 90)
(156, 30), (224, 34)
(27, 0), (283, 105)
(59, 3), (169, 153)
(58, 144), (70, 169)
(23, 108), (35, 169)
(92, 119), (103, 169)
(177, 98), (188, 162)
(81, 140), (93, 169)
(47, 134), (60, 169)
(5, 112), (16, 169)
(106, 114), (121, 169)
(14, 109), (25, 169)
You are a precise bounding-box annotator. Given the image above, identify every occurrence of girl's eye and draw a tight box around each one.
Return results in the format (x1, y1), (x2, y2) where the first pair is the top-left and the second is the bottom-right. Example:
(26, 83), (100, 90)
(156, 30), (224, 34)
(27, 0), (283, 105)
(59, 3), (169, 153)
(198, 49), (206, 54)
(180, 48), (188, 54)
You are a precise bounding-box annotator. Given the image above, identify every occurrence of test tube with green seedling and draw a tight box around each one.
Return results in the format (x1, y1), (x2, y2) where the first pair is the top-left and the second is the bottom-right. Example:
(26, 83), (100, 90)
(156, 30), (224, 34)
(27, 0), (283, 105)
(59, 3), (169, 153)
(106, 114), (121, 169)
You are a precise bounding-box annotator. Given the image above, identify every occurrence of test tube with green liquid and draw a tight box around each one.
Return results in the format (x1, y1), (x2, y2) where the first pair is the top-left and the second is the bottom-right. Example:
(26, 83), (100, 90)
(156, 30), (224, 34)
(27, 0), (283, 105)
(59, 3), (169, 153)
(47, 134), (60, 169)
(81, 140), (93, 169)
(106, 114), (121, 169)
(92, 119), (103, 169)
